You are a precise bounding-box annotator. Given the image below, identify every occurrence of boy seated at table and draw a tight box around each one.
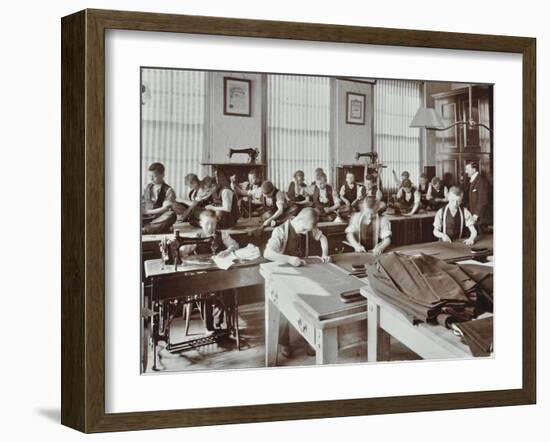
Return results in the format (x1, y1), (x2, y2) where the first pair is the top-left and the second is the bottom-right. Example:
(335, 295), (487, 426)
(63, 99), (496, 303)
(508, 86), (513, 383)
(142, 162), (177, 234)
(263, 207), (330, 358)
(204, 181), (240, 229)
(417, 173), (430, 209)
(433, 186), (477, 245)
(338, 170), (365, 220)
(286, 170), (311, 215)
(311, 172), (341, 222)
(179, 209), (240, 334)
(260, 181), (296, 228)
(345, 196), (392, 257)
(426, 176), (448, 210)
(172, 173), (212, 225)
(393, 169), (411, 191)
(231, 169), (264, 218)
(394, 178), (421, 216)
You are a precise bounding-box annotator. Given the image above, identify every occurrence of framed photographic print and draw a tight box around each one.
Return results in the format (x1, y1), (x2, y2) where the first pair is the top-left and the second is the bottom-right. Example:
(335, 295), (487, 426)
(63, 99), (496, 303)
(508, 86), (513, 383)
(346, 92), (366, 124)
(61, 9), (536, 433)
(224, 76), (252, 116)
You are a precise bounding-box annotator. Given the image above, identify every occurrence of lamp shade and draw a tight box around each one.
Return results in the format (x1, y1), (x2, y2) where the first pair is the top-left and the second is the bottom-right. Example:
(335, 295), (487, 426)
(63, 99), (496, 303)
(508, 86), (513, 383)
(409, 107), (445, 129)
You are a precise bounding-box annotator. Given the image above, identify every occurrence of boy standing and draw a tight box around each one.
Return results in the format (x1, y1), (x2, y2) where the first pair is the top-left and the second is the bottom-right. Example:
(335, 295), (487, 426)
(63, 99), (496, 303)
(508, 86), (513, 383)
(433, 186), (477, 245)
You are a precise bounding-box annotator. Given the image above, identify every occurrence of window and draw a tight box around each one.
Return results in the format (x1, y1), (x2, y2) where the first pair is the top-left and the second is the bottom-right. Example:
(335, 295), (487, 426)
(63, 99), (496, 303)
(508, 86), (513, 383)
(267, 75), (331, 191)
(141, 69), (207, 199)
(374, 79), (423, 190)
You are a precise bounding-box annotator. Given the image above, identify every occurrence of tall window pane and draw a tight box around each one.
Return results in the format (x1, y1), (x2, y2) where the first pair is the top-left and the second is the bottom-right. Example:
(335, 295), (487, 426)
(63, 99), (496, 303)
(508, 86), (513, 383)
(267, 75), (331, 190)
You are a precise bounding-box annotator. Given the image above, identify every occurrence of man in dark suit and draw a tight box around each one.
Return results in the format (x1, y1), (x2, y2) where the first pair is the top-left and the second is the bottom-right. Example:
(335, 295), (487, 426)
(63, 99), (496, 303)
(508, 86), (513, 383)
(465, 161), (489, 232)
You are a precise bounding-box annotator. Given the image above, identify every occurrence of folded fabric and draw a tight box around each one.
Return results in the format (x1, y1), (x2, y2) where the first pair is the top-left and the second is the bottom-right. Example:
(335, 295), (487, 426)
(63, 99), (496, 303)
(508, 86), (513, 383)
(456, 316), (493, 357)
(234, 244), (261, 261)
(367, 252), (494, 326)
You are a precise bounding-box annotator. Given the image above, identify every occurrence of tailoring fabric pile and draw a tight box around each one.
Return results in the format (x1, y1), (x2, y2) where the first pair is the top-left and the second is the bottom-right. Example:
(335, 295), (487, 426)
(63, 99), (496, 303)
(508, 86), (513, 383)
(367, 252), (494, 356)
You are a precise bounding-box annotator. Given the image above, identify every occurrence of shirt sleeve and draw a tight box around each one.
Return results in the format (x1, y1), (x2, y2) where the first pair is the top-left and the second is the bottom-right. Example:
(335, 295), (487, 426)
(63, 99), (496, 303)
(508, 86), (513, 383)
(163, 187), (177, 206)
(219, 189), (233, 212)
(463, 208), (476, 228)
(221, 231), (239, 251)
(426, 184), (433, 200)
(375, 188), (383, 202)
(265, 226), (286, 255)
(379, 216), (392, 240)
(339, 185), (346, 198)
(345, 213), (361, 234)
(433, 208), (444, 231)
(311, 227), (324, 241)
(396, 188), (403, 200)
(413, 190), (421, 204)
(275, 191), (286, 210)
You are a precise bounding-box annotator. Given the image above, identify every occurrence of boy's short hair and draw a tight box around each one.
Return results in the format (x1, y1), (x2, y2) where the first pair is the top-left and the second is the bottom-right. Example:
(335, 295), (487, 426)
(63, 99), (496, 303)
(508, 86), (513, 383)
(148, 162), (165, 174)
(465, 160), (479, 171)
(448, 186), (463, 197)
(431, 176), (441, 185)
(401, 171), (410, 179)
(185, 173), (199, 185)
(262, 181), (275, 194)
(248, 169), (257, 176)
(401, 178), (412, 189)
(317, 172), (327, 182)
(294, 170), (305, 179)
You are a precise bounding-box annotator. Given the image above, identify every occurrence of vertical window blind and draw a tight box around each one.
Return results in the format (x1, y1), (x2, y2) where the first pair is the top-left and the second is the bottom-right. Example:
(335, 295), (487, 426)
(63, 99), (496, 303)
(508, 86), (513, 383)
(141, 69), (207, 199)
(374, 79), (423, 190)
(267, 75), (331, 191)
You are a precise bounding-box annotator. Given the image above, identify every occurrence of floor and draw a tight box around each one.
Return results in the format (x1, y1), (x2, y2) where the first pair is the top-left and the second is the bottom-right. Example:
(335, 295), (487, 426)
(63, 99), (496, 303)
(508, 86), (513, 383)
(145, 301), (420, 373)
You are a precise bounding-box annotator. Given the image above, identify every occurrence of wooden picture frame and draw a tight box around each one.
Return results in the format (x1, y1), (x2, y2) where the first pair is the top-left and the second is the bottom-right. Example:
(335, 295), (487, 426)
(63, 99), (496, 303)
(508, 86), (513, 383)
(224, 76), (252, 116)
(61, 9), (536, 433)
(346, 92), (366, 125)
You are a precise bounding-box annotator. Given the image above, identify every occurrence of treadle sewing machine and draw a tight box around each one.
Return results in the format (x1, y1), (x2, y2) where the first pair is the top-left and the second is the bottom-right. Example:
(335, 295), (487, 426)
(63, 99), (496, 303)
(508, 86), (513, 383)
(228, 147), (260, 164)
(142, 234), (265, 372)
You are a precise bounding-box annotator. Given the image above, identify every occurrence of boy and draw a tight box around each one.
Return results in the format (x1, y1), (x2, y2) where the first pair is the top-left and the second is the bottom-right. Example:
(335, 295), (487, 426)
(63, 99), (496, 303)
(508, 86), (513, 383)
(346, 196), (392, 257)
(311, 172), (341, 222)
(433, 186), (477, 245)
(394, 178), (421, 216)
(264, 208), (330, 358)
(417, 173), (430, 209)
(141, 162), (177, 234)
(204, 181), (240, 229)
(426, 176), (448, 210)
(172, 173), (212, 224)
(232, 169), (264, 218)
(286, 170), (311, 215)
(179, 209), (240, 333)
(338, 171), (365, 219)
(260, 181), (294, 227)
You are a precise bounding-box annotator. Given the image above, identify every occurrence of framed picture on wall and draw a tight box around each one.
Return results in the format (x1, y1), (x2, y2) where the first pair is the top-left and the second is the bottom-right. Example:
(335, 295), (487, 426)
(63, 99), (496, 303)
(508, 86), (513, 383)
(346, 92), (366, 124)
(61, 8), (536, 433)
(224, 77), (252, 116)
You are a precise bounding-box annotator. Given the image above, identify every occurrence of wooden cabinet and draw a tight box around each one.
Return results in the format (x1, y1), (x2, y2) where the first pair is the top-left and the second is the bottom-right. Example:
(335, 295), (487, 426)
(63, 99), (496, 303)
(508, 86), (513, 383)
(433, 85), (493, 188)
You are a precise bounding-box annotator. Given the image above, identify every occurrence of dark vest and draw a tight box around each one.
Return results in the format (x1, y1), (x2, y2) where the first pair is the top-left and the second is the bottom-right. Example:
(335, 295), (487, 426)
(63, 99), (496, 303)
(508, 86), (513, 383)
(288, 181), (307, 202)
(431, 184), (445, 199)
(212, 185), (240, 221)
(398, 187), (416, 207)
(263, 188), (284, 209)
(312, 184), (334, 208)
(342, 183), (361, 202)
(283, 222), (304, 257)
(418, 183), (429, 200)
(443, 206), (465, 240)
(143, 182), (170, 210)
(358, 214), (380, 251)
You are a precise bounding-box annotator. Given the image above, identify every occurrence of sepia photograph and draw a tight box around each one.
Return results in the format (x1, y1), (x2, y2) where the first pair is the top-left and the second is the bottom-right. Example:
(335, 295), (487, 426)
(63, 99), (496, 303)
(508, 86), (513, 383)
(140, 68), (494, 374)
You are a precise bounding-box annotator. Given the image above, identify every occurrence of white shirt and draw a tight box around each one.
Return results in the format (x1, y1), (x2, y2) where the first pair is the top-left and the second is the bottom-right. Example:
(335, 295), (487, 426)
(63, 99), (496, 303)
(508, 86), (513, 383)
(265, 219), (323, 255)
(433, 205), (475, 232)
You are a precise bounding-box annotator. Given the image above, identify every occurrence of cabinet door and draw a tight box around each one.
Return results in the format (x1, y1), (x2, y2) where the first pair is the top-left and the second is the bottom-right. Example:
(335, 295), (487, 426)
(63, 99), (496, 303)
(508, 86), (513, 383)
(437, 158), (459, 188)
(461, 95), (491, 152)
(436, 99), (458, 153)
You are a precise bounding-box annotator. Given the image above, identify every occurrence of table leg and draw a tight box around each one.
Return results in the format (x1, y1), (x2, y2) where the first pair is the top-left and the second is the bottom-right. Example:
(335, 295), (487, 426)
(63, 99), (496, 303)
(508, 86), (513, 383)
(368, 301), (391, 362)
(265, 285), (280, 367)
(233, 289), (241, 351)
(315, 327), (338, 365)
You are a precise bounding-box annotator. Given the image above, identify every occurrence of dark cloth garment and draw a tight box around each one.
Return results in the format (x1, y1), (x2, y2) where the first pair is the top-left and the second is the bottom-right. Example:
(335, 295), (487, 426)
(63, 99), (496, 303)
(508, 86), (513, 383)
(467, 174), (490, 225)
(287, 181), (308, 202)
(194, 230), (226, 255)
(341, 183), (363, 206)
(418, 183), (429, 208)
(311, 184), (337, 221)
(367, 253), (493, 327)
(426, 184), (446, 210)
(396, 187), (417, 209)
(359, 216), (381, 251)
(261, 189), (296, 226)
(444, 206), (466, 240)
(142, 182), (177, 233)
(210, 185), (240, 229)
(143, 182), (171, 210)
(202, 291), (235, 331)
(456, 316), (493, 357)
(431, 184), (446, 200)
